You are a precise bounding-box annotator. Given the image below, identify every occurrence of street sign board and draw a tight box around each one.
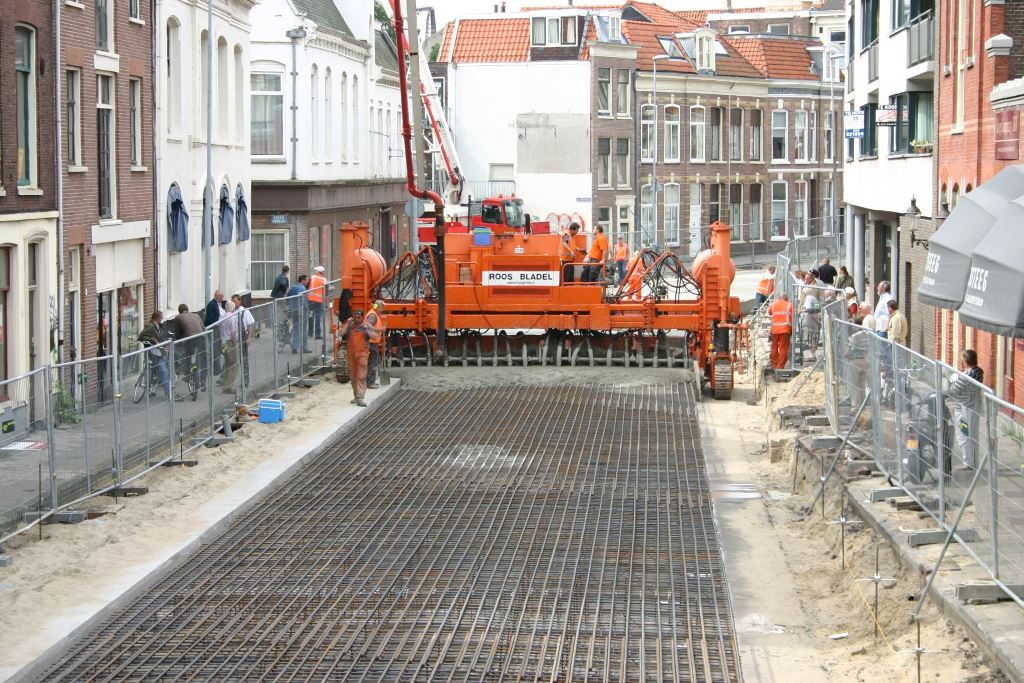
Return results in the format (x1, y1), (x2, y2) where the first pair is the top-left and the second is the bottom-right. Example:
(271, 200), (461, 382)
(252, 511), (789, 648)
(482, 270), (560, 287)
(404, 197), (426, 219)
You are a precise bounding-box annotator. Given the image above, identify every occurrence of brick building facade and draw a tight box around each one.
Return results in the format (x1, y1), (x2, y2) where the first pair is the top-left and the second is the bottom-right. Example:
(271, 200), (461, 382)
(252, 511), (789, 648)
(933, 0), (1024, 405)
(60, 0), (154, 375)
(0, 1), (59, 386)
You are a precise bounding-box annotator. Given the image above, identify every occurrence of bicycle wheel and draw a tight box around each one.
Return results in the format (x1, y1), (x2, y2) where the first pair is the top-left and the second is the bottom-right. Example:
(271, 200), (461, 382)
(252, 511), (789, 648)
(187, 365), (199, 401)
(132, 371), (147, 403)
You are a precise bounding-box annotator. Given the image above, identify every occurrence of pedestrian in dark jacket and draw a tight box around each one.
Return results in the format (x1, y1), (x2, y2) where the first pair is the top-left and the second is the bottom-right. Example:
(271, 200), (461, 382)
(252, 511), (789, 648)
(287, 275), (311, 353)
(138, 311), (171, 399)
(174, 304), (207, 384)
(205, 290), (225, 373)
(270, 266), (290, 299)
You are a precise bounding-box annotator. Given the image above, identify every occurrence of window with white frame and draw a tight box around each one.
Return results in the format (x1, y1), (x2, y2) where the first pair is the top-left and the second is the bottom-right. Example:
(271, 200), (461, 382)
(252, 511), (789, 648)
(809, 111), (817, 160)
(15, 26), (37, 187)
(217, 38), (228, 139)
(823, 180), (834, 234)
(251, 71), (284, 156)
(824, 111), (834, 161)
(664, 105), (680, 163)
(615, 139), (630, 188)
(617, 204), (632, 246)
(96, 0), (113, 52)
(352, 76), (360, 161)
(695, 30), (715, 71)
(771, 110), (787, 161)
(234, 46), (244, 142)
(615, 69), (630, 116)
(166, 19), (181, 134)
(729, 184), (742, 239)
(609, 16), (621, 41)
(768, 23), (790, 35)
(129, 78), (142, 166)
(794, 180), (808, 237)
(664, 183), (680, 244)
(597, 68), (611, 116)
(531, 16), (576, 46)
(252, 231), (289, 294)
(130, 0), (140, 20)
(771, 181), (787, 238)
(561, 16), (576, 44)
(531, 17), (546, 45)
(729, 108), (742, 161)
(688, 183), (702, 250)
(750, 109), (762, 161)
(97, 74), (116, 219)
(598, 207), (611, 234)
(749, 184), (763, 240)
(200, 30), (209, 135)
(311, 64), (319, 161)
(689, 106), (705, 162)
(794, 110), (808, 161)
(710, 107), (723, 161)
(597, 138), (611, 187)
(728, 25), (750, 34)
(340, 72), (348, 160)
(324, 68), (333, 160)
(67, 69), (82, 166)
(640, 104), (654, 162)
(709, 183), (725, 223)
(640, 183), (653, 236)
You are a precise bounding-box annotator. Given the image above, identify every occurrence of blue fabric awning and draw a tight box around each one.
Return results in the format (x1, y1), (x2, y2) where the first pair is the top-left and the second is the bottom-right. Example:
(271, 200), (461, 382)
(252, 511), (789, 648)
(167, 184), (189, 253)
(218, 184), (234, 245)
(235, 185), (250, 241)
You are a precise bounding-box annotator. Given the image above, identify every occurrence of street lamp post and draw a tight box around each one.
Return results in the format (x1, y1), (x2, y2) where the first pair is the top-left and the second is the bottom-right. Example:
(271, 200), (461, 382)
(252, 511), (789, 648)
(652, 55), (668, 249)
(826, 45), (845, 253)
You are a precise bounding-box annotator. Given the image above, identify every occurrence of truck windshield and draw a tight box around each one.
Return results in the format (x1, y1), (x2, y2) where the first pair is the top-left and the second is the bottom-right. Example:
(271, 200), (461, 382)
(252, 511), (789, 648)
(504, 200), (525, 228)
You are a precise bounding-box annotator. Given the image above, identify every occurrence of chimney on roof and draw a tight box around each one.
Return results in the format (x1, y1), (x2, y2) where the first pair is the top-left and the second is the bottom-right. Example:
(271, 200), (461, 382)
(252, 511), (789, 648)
(568, 0), (574, 5)
(501, 1), (506, 11)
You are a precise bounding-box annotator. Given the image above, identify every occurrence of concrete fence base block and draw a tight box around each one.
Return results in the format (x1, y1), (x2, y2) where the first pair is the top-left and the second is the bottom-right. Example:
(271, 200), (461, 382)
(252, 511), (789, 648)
(160, 459), (198, 468)
(272, 391), (297, 399)
(804, 414), (832, 427)
(956, 582), (1024, 604)
(810, 435), (843, 450)
(907, 528), (979, 547)
(291, 378), (320, 389)
(22, 510), (87, 525)
(0, 554), (11, 567)
(868, 487), (906, 502)
(102, 487), (149, 499)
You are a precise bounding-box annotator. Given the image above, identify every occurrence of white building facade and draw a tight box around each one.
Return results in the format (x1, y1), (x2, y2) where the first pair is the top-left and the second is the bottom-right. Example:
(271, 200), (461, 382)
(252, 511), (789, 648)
(156, 0), (256, 313)
(248, 0), (409, 292)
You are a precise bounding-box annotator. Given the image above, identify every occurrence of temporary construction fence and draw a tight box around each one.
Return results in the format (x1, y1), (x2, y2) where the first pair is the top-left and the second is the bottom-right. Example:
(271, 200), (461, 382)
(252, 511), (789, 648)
(769, 242), (1024, 609)
(0, 280), (340, 540)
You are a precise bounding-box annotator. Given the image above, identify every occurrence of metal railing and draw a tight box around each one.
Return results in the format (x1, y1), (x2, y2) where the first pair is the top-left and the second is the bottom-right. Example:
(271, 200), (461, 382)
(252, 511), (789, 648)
(0, 280), (340, 540)
(907, 10), (934, 67)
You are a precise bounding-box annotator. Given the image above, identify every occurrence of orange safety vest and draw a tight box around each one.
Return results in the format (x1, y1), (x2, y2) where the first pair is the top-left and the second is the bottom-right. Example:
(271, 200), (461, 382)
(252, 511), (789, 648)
(308, 274), (328, 303)
(614, 243), (628, 262)
(588, 233), (608, 261)
(756, 276), (775, 297)
(365, 309), (386, 349)
(768, 299), (794, 334)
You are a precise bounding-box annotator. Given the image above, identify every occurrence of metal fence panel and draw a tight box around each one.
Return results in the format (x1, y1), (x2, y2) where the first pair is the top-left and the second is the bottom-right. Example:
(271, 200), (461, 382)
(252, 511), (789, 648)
(0, 369), (50, 535)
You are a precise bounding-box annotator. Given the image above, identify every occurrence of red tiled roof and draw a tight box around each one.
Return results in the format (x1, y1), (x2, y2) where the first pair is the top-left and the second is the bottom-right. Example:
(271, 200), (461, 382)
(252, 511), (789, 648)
(628, 1), (699, 28)
(713, 38), (765, 78)
(677, 7), (769, 24)
(720, 35), (821, 80)
(450, 18), (531, 63)
(580, 17), (598, 60)
(439, 21), (455, 62)
(621, 20), (696, 73)
(521, 4), (621, 10)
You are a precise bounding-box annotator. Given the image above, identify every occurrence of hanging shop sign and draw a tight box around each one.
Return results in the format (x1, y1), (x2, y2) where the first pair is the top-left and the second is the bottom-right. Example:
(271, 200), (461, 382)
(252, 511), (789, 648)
(843, 110), (864, 139)
(995, 110), (1020, 161)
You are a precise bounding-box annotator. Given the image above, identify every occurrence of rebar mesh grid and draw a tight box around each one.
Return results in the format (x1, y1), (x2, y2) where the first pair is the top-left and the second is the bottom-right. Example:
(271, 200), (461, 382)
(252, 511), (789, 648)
(37, 381), (741, 682)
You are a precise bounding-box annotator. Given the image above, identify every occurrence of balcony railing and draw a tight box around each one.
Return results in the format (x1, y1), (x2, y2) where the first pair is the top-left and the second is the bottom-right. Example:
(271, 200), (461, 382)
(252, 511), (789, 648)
(867, 40), (879, 83)
(907, 10), (934, 67)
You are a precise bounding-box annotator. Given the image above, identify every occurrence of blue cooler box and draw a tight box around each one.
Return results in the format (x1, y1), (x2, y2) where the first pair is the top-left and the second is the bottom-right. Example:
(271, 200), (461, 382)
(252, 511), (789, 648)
(258, 399), (285, 423)
(473, 229), (492, 247)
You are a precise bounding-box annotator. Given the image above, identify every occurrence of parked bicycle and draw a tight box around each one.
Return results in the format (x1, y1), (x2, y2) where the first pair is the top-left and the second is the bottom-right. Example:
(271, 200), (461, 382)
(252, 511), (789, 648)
(132, 344), (166, 403)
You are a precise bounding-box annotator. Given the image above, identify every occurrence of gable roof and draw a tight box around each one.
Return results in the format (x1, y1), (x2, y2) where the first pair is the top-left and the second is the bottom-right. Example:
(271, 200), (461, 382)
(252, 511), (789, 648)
(375, 29), (399, 72)
(722, 35), (821, 80)
(439, 21), (455, 62)
(450, 18), (531, 63)
(292, 0), (353, 38)
(622, 21), (696, 73)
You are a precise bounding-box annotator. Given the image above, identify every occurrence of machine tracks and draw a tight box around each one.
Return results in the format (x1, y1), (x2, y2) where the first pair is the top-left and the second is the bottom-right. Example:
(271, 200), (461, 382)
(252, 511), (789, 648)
(35, 379), (741, 682)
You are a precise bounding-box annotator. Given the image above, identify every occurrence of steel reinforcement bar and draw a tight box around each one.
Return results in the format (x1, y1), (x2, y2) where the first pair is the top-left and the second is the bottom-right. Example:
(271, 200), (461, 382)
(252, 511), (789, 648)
(34, 380), (741, 682)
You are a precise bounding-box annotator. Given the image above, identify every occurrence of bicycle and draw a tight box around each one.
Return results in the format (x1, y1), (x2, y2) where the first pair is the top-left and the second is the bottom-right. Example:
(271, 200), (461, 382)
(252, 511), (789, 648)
(133, 347), (164, 403)
(182, 357), (200, 401)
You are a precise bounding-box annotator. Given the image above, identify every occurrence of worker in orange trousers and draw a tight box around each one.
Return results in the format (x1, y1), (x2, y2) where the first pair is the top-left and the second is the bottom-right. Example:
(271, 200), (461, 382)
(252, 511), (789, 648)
(338, 309), (380, 407)
(768, 293), (794, 370)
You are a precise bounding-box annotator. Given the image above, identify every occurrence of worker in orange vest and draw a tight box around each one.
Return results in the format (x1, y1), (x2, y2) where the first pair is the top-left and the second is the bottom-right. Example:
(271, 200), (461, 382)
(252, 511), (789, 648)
(768, 292), (795, 370)
(625, 251), (644, 301)
(338, 309), (380, 407)
(308, 265), (328, 339)
(364, 299), (386, 388)
(584, 225), (608, 284)
(613, 237), (629, 284)
(755, 264), (776, 305)
(559, 222), (584, 284)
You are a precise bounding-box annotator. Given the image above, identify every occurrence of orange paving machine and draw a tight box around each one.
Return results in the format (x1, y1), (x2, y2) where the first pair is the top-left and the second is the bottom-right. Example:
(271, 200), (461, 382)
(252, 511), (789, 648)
(333, 219), (745, 399)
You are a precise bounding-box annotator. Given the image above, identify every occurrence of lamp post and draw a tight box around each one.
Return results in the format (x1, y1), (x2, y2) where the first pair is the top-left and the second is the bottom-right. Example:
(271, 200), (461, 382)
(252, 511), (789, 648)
(204, 0), (214, 303)
(825, 45), (845, 243)
(651, 54), (668, 249)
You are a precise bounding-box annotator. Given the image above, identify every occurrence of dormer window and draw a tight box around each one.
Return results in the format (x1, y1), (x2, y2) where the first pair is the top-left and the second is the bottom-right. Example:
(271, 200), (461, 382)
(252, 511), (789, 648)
(695, 29), (715, 71)
(531, 16), (577, 46)
(658, 36), (684, 58)
(610, 16), (621, 41)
